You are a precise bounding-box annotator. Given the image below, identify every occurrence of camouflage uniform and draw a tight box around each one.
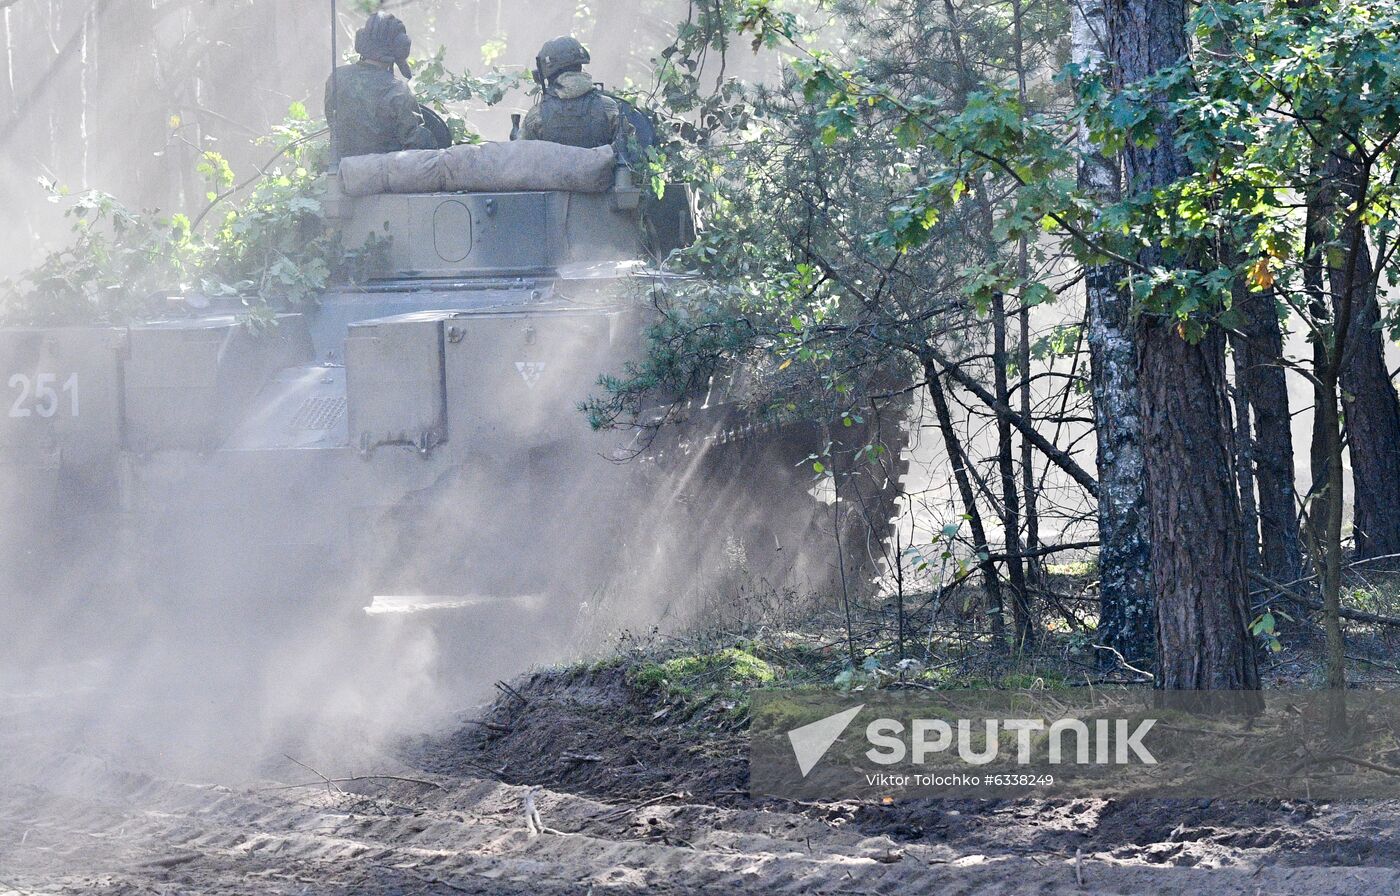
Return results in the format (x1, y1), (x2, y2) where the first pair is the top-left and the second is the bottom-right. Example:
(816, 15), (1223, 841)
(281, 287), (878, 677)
(325, 61), (438, 161)
(520, 70), (629, 150)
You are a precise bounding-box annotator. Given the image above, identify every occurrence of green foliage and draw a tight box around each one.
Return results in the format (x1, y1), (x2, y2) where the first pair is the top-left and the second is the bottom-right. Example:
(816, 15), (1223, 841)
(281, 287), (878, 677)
(1046, 559), (1096, 577)
(0, 107), (376, 325)
(200, 110), (384, 309)
(197, 151), (235, 202)
(718, 0), (1400, 347)
(587, 0), (1072, 516)
(1250, 607), (1292, 654)
(411, 48), (524, 144)
(0, 186), (199, 326)
(1167, 0), (1400, 332)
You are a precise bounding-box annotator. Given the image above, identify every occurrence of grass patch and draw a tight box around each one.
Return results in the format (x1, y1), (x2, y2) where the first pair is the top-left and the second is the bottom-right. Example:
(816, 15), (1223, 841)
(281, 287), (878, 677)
(1046, 559), (1097, 577)
(631, 646), (778, 698)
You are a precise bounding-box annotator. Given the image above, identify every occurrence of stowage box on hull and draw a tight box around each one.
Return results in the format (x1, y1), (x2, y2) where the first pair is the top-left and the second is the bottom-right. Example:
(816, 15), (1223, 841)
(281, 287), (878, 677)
(344, 306), (633, 459)
(123, 316), (312, 454)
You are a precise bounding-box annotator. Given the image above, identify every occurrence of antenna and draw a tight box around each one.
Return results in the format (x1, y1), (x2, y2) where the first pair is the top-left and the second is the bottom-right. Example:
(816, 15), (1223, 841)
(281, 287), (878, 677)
(329, 0), (339, 162)
(330, 0), (338, 78)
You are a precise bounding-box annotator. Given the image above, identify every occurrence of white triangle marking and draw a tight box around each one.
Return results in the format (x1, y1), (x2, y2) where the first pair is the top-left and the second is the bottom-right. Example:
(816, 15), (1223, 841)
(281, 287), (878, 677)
(788, 704), (864, 777)
(515, 361), (546, 388)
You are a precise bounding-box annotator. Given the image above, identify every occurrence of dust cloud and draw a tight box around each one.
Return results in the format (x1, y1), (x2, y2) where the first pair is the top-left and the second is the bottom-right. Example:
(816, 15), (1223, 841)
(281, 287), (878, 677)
(0, 0), (726, 784)
(0, 328), (845, 785)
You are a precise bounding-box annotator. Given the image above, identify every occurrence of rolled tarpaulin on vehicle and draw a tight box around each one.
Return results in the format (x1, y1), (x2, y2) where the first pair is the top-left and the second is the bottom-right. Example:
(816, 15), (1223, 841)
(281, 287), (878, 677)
(337, 140), (616, 197)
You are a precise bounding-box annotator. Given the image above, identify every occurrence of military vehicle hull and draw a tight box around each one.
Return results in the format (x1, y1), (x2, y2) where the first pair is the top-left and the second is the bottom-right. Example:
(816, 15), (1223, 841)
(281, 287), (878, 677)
(0, 178), (908, 651)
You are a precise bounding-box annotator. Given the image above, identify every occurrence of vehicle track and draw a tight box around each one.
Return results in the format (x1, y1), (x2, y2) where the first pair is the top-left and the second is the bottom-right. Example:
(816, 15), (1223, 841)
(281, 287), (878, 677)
(2, 743), (1398, 896)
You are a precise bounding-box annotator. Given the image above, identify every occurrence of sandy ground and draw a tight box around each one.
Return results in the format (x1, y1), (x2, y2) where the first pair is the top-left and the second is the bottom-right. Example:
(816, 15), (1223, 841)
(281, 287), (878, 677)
(2, 668), (1399, 895)
(4, 750), (1400, 895)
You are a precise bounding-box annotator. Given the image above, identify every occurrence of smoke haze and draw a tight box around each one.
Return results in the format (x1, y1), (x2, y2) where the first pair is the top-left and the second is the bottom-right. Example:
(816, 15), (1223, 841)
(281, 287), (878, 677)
(0, 1), (727, 793)
(0, 0), (694, 275)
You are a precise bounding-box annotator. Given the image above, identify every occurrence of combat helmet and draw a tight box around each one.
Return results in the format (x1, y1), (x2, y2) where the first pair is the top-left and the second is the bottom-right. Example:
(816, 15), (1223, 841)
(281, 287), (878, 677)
(355, 12), (414, 78)
(535, 36), (590, 84)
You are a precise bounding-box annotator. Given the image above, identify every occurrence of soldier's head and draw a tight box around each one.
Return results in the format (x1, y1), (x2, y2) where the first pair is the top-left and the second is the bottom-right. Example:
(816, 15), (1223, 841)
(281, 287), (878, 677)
(534, 36), (590, 85)
(355, 12), (414, 78)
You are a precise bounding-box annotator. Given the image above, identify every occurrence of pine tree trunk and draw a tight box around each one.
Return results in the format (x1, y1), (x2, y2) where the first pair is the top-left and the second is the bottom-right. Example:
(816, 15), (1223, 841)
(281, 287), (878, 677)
(1074, 0), (1154, 663)
(1238, 290), (1305, 588)
(1306, 153), (1400, 562)
(1139, 327), (1260, 691)
(1304, 202), (1332, 506)
(1106, 0), (1259, 694)
(1331, 227), (1400, 561)
(1230, 336), (1262, 576)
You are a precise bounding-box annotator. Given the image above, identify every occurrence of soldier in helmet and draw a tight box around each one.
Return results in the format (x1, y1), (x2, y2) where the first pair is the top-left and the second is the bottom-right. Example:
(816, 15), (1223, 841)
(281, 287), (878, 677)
(520, 36), (631, 151)
(324, 12), (440, 162)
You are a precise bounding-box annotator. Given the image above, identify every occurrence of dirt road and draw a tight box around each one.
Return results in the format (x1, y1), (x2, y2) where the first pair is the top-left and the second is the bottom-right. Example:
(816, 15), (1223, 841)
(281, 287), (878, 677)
(3, 747), (1399, 895)
(2, 667), (1399, 894)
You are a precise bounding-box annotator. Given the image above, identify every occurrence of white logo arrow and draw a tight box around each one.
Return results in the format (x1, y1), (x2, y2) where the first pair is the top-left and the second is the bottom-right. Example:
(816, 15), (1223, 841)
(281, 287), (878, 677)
(788, 704), (864, 777)
(515, 361), (546, 388)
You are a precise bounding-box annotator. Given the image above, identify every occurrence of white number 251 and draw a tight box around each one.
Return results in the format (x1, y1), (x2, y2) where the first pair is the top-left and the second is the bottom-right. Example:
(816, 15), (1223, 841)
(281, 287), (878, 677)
(8, 373), (79, 419)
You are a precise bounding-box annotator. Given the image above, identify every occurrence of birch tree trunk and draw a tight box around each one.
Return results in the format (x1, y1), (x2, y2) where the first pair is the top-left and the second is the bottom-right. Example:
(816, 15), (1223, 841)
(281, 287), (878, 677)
(1074, 0), (1153, 663)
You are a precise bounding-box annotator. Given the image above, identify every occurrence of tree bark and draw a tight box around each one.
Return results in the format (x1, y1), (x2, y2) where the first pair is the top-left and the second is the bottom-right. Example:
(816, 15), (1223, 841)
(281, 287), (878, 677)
(1074, 0), (1154, 663)
(1304, 201), (1332, 507)
(1230, 336), (1262, 576)
(1106, 0), (1259, 694)
(1315, 362), (1349, 730)
(1315, 153), (1377, 730)
(1139, 328), (1260, 691)
(1238, 290), (1305, 588)
(1306, 152), (1400, 562)
(1330, 211), (1400, 560)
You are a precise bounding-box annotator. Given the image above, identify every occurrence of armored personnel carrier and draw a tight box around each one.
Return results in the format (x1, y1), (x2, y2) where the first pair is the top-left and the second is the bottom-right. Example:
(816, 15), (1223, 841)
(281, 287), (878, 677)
(0, 148), (908, 645)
